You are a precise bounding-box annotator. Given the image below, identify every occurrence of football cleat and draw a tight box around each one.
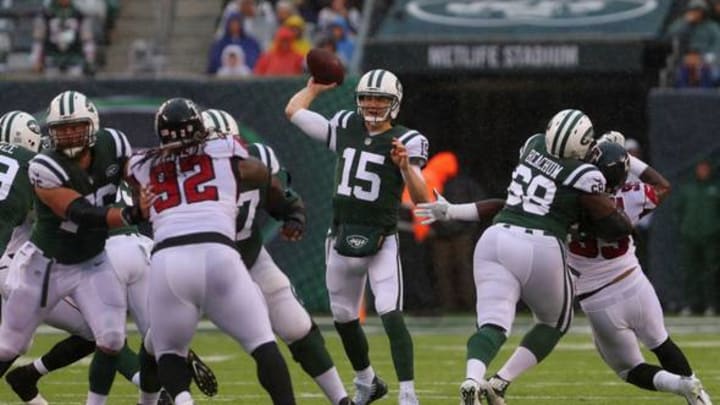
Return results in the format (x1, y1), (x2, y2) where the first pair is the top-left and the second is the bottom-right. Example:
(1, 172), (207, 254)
(338, 397), (356, 405)
(188, 349), (218, 397)
(460, 378), (482, 405)
(353, 375), (388, 405)
(484, 375), (509, 405)
(5, 364), (45, 404)
(680, 376), (712, 405)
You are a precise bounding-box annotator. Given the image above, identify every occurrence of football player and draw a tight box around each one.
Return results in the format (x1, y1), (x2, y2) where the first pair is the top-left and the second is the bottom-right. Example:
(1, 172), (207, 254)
(567, 140), (712, 405)
(285, 69), (428, 405)
(203, 108), (352, 405)
(128, 98), (298, 405)
(414, 109), (634, 405)
(0, 92), (147, 403)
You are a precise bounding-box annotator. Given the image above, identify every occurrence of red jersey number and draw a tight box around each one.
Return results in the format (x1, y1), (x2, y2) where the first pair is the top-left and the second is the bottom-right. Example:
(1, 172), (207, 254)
(569, 196), (630, 259)
(150, 154), (218, 213)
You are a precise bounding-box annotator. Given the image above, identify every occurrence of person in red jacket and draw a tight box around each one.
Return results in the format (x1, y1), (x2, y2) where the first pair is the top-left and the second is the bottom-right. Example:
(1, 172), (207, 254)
(254, 26), (304, 76)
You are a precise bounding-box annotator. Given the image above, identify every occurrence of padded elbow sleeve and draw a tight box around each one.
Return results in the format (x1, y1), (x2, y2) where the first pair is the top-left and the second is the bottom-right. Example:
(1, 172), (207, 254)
(65, 197), (109, 229)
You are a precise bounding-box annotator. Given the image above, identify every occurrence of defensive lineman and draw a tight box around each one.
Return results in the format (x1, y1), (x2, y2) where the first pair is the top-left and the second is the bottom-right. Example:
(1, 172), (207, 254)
(415, 109), (634, 405)
(286, 70), (428, 405)
(203, 108), (352, 405)
(128, 98), (297, 405)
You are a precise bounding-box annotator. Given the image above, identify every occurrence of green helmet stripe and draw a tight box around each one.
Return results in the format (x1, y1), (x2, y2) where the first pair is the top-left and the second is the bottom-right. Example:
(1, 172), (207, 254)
(550, 111), (573, 156)
(219, 111), (231, 132)
(59, 92), (66, 116)
(0, 113), (9, 142)
(366, 69), (379, 88)
(68, 91), (76, 115)
(557, 112), (583, 158)
(209, 110), (222, 131)
(3, 111), (19, 143)
(374, 70), (386, 88)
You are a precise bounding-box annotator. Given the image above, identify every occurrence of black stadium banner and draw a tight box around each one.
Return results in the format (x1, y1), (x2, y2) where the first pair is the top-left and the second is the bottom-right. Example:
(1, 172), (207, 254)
(365, 0), (673, 73)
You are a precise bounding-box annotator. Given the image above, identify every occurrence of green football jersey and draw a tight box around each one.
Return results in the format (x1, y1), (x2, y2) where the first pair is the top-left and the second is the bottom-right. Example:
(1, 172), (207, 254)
(235, 143), (281, 268)
(0, 143), (36, 254)
(29, 128), (132, 264)
(327, 110), (429, 234)
(494, 133), (606, 240)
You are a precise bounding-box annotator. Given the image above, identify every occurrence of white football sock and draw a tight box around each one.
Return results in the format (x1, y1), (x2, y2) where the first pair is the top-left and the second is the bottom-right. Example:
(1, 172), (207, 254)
(85, 391), (108, 405)
(653, 370), (683, 393)
(356, 366), (375, 384)
(33, 359), (49, 375)
(497, 346), (538, 381)
(466, 358), (487, 382)
(313, 366), (347, 405)
(174, 391), (194, 405)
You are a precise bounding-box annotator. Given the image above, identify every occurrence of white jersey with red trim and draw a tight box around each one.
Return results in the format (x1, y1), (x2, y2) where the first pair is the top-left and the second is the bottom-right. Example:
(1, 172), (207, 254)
(128, 136), (248, 243)
(568, 181), (658, 294)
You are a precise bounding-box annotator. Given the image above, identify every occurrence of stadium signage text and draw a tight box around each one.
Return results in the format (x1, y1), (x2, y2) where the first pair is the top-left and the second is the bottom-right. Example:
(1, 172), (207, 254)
(427, 44), (579, 69)
(407, 0), (658, 27)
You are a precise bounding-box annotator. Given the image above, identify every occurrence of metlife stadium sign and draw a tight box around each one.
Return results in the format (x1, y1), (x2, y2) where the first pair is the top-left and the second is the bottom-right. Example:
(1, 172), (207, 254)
(363, 0), (672, 73)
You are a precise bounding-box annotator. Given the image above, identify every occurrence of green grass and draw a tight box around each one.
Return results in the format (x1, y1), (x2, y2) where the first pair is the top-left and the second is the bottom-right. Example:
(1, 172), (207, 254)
(1, 315), (718, 404)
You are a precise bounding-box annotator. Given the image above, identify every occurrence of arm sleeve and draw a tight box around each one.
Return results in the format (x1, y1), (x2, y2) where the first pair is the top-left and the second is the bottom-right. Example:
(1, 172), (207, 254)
(28, 155), (69, 188)
(563, 164), (606, 194)
(628, 155), (648, 178)
(399, 131), (429, 168)
(290, 108), (331, 144)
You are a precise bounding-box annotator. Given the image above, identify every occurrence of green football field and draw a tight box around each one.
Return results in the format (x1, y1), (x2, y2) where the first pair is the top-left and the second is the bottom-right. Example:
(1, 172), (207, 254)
(1, 315), (718, 404)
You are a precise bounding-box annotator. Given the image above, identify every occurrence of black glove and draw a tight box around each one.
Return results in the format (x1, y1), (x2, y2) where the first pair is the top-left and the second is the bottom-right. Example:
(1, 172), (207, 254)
(188, 349), (218, 397)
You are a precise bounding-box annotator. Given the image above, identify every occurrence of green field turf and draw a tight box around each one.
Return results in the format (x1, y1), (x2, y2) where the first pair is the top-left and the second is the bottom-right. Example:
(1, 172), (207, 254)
(1, 315), (718, 404)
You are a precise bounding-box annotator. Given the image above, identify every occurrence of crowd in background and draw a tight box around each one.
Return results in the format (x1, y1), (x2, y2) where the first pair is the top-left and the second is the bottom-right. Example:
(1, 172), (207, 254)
(208, 0), (361, 77)
(667, 0), (720, 87)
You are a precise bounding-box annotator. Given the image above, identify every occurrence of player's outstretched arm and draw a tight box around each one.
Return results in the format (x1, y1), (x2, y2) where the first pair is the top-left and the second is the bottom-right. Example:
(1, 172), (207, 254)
(285, 78), (336, 119)
(391, 139), (429, 204)
(415, 191), (505, 224)
(579, 193), (633, 241)
(627, 155), (671, 203)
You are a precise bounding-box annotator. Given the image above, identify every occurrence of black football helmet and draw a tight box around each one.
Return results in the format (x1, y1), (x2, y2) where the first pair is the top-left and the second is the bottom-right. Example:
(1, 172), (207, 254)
(155, 98), (206, 148)
(592, 141), (630, 194)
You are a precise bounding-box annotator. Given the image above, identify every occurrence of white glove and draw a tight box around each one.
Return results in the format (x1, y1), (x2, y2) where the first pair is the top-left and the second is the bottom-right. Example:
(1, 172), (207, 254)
(414, 191), (450, 225)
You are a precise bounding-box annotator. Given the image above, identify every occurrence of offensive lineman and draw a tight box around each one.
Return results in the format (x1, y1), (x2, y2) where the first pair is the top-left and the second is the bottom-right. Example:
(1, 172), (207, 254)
(414, 109), (634, 405)
(286, 70), (429, 405)
(0, 92), (145, 395)
(203, 108), (352, 405)
(128, 98), (297, 405)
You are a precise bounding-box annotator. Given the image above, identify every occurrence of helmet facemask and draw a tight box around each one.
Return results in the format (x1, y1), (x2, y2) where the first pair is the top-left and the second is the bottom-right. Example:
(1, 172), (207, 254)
(356, 93), (398, 125)
(48, 119), (95, 158)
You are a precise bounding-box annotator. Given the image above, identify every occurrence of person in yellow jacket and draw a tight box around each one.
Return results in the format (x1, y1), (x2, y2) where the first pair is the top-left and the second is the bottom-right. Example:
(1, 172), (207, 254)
(284, 14), (312, 56)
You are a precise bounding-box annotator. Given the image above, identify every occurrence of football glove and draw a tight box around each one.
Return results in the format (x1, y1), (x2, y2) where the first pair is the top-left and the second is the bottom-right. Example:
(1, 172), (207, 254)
(188, 349), (218, 397)
(414, 190), (450, 225)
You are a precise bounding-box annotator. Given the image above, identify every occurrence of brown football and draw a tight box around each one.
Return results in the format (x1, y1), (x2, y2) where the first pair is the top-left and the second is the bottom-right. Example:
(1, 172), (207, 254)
(306, 48), (345, 85)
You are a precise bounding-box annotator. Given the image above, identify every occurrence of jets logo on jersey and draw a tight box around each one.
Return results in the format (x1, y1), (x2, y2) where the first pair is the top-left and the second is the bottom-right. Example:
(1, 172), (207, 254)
(346, 235), (369, 249)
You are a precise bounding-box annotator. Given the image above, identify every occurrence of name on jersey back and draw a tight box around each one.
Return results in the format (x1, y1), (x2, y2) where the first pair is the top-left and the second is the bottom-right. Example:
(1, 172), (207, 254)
(525, 150), (563, 179)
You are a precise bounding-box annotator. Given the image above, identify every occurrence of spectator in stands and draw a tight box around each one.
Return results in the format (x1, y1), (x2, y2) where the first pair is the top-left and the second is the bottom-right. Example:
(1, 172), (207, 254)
(315, 34), (338, 55)
(253, 26), (304, 76)
(676, 159), (720, 316)
(284, 15), (311, 56)
(217, 44), (252, 77)
(675, 48), (716, 87)
(275, 0), (297, 27)
(31, 0), (96, 77)
(208, 12), (261, 74)
(318, 0), (361, 35)
(326, 16), (355, 67)
(217, 0), (277, 51)
(667, 0), (720, 57)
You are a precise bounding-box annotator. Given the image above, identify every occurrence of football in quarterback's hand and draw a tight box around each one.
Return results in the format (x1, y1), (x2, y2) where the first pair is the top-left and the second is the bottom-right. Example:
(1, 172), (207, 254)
(306, 48), (344, 85)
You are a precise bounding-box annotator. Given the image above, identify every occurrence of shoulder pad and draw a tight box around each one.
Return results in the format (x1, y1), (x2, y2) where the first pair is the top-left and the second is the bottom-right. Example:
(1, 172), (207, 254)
(563, 163), (606, 193)
(248, 143), (281, 175)
(29, 153), (69, 188)
(103, 127), (132, 159)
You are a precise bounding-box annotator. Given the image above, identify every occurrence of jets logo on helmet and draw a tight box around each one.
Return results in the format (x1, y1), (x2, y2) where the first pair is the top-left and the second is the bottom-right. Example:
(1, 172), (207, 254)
(155, 98), (206, 149)
(356, 69), (403, 123)
(202, 108), (240, 138)
(46, 91), (100, 158)
(545, 109), (594, 160)
(0, 110), (43, 152)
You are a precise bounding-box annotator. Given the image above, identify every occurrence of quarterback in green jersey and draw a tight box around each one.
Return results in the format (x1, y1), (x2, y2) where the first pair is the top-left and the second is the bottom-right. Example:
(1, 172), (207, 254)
(286, 69), (429, 405)
(203, 108), (352, 405)
(415, 109), (634, 405)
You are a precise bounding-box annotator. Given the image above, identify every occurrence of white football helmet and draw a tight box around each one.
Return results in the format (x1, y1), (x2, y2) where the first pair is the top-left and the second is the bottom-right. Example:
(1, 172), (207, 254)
(0, 111), (43, 152)
(545, 109), (595, 160)
(202, 108), (240, 138)
(356, 69), (403, 123)
(46, 91), (100, 158)
(598, 130), (626, 146)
